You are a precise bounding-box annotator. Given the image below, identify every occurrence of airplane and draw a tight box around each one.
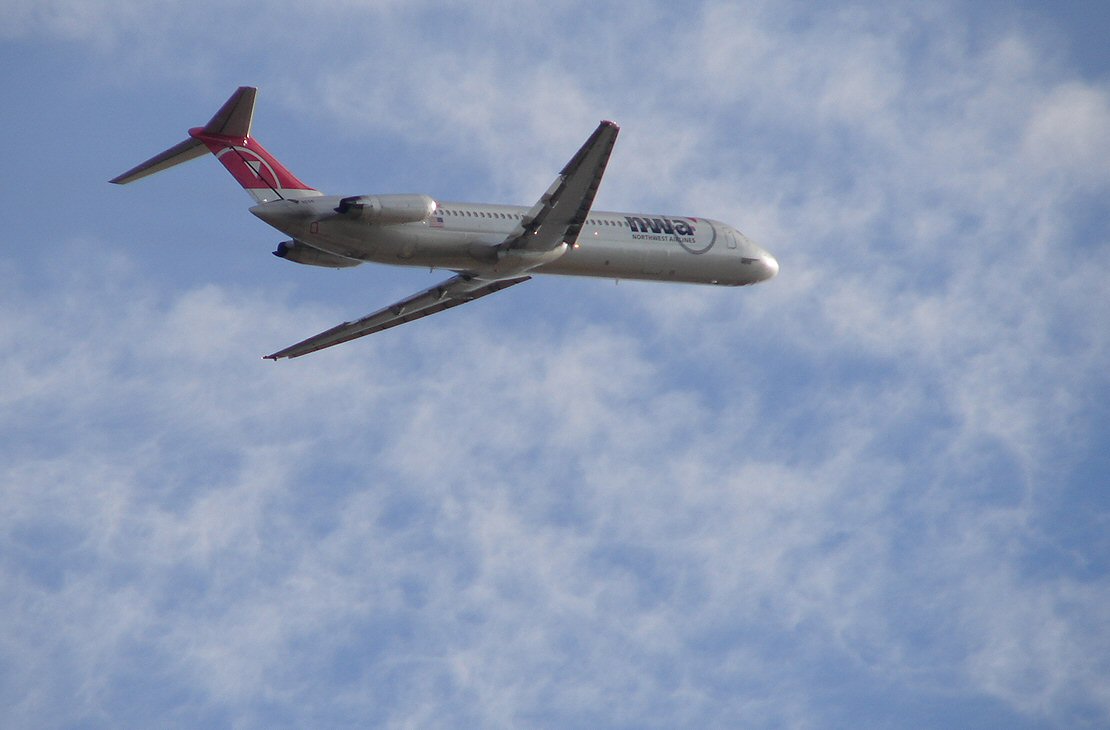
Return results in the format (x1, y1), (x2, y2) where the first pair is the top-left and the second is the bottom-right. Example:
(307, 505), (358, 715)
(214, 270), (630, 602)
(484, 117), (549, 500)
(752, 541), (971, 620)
(111, 87), (778, 359)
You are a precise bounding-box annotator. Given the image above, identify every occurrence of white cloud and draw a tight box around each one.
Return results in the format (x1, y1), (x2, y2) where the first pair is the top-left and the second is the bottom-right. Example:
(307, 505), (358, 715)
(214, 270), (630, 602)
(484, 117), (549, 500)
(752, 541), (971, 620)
(1023, 81), (1110, 186)
(2, 1), (1109, 728)
(5, 239), (1107, 726)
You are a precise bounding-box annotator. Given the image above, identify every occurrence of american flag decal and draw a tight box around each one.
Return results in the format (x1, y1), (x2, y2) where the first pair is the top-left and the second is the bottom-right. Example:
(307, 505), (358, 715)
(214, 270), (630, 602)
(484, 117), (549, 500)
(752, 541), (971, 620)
(430, 215), (444, 228)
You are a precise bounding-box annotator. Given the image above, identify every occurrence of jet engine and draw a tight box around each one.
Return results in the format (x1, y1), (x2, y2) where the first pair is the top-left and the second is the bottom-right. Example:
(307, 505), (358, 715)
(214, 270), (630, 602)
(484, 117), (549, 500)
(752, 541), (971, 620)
(273, 240), (362, 268)
(334, 193), (437, 224)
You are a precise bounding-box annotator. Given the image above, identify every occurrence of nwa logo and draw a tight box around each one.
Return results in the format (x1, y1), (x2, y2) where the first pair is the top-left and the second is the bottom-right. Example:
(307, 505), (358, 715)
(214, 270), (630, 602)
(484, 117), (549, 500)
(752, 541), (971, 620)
(625, 216), (696, 237)
(625, 216), (714, 254)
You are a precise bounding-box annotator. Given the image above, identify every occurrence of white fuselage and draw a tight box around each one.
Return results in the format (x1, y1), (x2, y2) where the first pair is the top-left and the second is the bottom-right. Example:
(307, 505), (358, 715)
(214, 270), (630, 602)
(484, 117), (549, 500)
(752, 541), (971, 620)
(251, 196), (779, 286)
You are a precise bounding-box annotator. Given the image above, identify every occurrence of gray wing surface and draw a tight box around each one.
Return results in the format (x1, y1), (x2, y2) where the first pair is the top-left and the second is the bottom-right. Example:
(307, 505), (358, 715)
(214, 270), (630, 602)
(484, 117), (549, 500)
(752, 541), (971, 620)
(264, 274), (530, 359)
(500, 120), (619, 253)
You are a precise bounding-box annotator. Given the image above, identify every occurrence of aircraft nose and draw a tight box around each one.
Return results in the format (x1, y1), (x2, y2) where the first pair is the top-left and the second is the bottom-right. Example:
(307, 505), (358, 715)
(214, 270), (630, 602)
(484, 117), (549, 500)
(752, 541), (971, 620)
(758, 251), (779, 281)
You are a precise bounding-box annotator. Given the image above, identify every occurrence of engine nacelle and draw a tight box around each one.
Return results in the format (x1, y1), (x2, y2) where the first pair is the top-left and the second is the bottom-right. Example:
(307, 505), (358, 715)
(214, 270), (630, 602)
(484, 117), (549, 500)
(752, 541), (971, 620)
(273, 240), (361, 268)
(334, 193), (436, 224)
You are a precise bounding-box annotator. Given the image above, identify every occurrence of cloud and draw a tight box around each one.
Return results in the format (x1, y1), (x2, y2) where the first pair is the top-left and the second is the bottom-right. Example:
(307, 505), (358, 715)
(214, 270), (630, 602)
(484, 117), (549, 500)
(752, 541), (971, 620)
(1023, 81), (1110, 185)
(2, 1), (1109, 728)
(5, 238), (1108, 728)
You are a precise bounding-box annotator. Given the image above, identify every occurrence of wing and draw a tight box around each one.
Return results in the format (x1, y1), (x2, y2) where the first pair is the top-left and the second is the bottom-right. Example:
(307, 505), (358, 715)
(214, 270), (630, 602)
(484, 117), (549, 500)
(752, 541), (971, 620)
(501, 120), (619, 253)
(265, 120), (618, 360)
(264, 274), (531, 360)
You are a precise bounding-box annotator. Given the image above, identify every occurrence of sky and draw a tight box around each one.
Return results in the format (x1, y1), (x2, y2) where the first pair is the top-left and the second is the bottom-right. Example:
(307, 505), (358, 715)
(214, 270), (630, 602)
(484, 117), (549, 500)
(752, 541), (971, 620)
(2, 1), (1109, 728)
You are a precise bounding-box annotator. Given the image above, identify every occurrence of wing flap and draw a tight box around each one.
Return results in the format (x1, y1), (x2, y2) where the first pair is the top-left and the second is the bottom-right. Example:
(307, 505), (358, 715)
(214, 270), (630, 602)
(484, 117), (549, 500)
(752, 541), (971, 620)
(264, 275), (531, 359)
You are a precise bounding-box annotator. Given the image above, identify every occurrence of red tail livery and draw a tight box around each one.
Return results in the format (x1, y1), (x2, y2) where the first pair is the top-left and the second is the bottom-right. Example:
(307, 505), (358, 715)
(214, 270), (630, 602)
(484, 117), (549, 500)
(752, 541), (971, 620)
(111, 87), (320, 203)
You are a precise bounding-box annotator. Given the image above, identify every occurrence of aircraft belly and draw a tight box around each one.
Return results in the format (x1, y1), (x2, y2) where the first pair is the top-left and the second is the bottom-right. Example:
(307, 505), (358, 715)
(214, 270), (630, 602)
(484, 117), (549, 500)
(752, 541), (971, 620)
(310, 222), (472, 267)
(540, 238), (749, 285)
(640, 246), (669, 275)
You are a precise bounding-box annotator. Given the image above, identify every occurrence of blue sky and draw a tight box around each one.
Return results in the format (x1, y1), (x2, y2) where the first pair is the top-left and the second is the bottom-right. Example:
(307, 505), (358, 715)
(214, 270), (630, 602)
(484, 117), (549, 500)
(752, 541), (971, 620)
(2, 1), (1109, 728)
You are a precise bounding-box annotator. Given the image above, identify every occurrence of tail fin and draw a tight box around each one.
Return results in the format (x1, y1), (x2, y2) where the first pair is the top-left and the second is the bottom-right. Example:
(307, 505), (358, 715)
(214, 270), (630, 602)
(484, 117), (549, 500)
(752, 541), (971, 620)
(110, 87), (322, 203)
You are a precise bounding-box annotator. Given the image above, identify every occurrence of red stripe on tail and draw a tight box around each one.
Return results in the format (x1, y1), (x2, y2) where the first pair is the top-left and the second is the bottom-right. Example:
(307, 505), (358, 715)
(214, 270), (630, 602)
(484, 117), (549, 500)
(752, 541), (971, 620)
(189, 128), (317, 200)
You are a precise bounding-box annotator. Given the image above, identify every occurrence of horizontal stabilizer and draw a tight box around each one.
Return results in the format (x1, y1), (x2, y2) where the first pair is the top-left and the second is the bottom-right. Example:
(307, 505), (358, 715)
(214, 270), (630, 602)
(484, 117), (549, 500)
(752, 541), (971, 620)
(109, 137), (207, 185)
